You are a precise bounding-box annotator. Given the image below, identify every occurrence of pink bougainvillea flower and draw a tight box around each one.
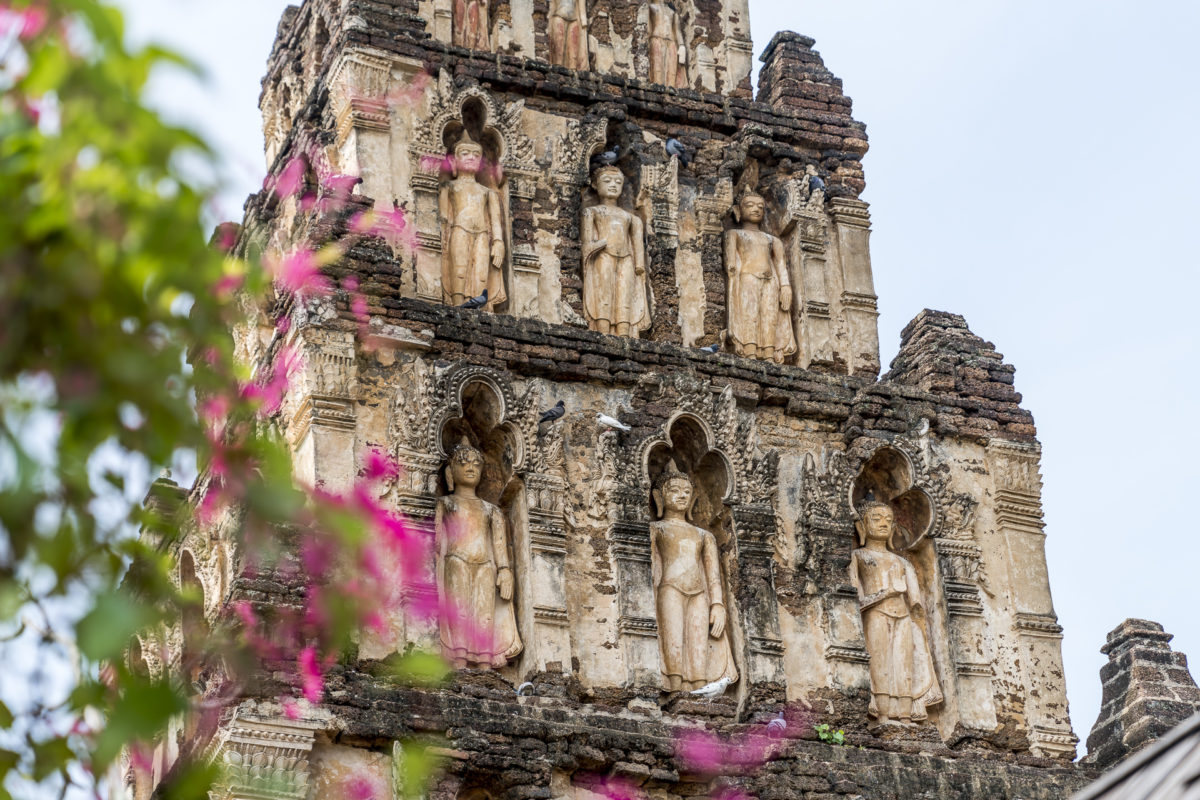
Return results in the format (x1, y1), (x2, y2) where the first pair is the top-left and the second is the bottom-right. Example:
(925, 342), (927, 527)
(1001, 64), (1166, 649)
(677, 729), (724, 773)
(197, 483), (226, 526)
(480, 157), (504, 185)
(348, 210), (376, 234)
(128, 743), (154, 774)
(198, 395), (230, 426)
(352, 292), (369, 325)
(281, 697), (302, 720)
(727, 732), (770, 767)
(580, 776), (642, 800)
(387, 70), (431, 108)
(213, 222), (239, 253)
(362, 448), (400, 483)
(214, 273), (244, 299)
(271, 247), (327, 297)
(0, 5), (48, 40)
(345, 774), (387, 800)
(298, 646), (324, 704)
(300, 535), (337, 576)
(322, 173), (361, 198)
(274, 156), (307, 199)
(375, 205), (419, 252)
(242, 344), (301, 415)
(233, 601), (257, 630)
(419, 153), (455, 175)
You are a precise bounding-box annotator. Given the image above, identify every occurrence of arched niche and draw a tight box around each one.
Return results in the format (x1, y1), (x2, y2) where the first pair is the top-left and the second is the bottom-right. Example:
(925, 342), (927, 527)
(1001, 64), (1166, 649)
(641, 412), (742, 693)
(435, 378), (529, 673)
(849, 445), (948, 729)
(850, 446), (934, 552)
(645, 414), (734, 540)
(435, 377), (526, 504)
(128, 636), (151, 679)
(440, 96), (507, 191)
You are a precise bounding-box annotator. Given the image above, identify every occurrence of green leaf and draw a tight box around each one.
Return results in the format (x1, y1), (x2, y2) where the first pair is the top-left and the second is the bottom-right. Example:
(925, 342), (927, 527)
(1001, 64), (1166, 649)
(0, 700), (12, 729)
(387, 651), (450, 687)
(32, 736), (74, 781)
(393, 741), (442, 800)
(92, 679), (186, 770)
(76, 591), (160, 661)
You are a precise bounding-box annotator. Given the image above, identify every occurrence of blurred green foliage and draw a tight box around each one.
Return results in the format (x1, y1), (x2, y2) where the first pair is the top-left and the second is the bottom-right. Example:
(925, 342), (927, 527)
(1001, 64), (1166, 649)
(1, 2), (289, 798)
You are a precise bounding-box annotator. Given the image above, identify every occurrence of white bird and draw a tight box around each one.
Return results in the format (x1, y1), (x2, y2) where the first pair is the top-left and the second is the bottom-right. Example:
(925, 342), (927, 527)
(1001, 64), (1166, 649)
(767, 712), (787, 738)
(516, 681), (535, 696)
(596, 413), (631, 432)
(689, 676), (733, 699)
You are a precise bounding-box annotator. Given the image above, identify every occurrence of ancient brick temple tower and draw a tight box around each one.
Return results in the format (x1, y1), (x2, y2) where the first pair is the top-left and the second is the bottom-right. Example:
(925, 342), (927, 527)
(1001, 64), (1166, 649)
(158, 0), (1100, 797)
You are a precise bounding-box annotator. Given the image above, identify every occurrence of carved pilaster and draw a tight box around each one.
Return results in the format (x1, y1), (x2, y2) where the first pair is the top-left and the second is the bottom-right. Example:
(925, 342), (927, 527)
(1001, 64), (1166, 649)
(639, 160), (679, 242)
(828, 197), (879, 376)
(988, 438), (1076, 758)
(208, 713), (320, 800)
(780, 177), (834, 369)
(731, 503), (785, 683)
(327, 48), (397, 207)
(609, 507), (661, 687)
(284, 326), (358, 493)
(525, 469), (571, 668)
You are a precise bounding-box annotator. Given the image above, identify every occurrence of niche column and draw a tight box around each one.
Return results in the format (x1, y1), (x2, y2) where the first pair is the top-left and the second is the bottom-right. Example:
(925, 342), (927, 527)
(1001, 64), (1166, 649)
(284, 327), (358, 494)
(829, 197), (880, 377)
(988, 439), (1077, 759)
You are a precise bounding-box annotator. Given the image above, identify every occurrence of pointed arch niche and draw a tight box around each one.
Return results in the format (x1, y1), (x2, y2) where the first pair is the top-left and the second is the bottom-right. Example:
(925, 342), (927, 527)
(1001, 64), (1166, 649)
(846, 444), (998, 739)
(410, 78), (538, 308)
(415, 366), (570, 679)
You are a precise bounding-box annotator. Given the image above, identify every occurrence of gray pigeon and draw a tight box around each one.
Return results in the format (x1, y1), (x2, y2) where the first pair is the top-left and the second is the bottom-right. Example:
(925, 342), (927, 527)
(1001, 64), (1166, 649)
(808, 174), (825, 193)
(593, 145), (620, 168)
(538, 400), (566, 424)
(699, 343), (720, 354)
(460, 289), (488, 309)
(666, 137), (690, 167)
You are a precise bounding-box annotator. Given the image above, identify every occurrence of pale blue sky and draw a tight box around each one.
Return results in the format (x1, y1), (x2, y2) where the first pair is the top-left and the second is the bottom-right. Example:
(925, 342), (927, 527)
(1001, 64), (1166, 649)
(115, 0), (1200, 754)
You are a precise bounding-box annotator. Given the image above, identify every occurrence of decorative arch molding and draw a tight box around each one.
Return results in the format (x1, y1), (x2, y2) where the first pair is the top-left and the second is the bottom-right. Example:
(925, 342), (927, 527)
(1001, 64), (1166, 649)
(836, 435), (951, 544)
(603, 374), (786, 687)
(635, 410), (734, 503)
(426, 363), (528, 471)
(407, 73), (538, 301)
(410, 72), (537, 189)
(381, 361), (571, 671)
(550, 116), (610, 186)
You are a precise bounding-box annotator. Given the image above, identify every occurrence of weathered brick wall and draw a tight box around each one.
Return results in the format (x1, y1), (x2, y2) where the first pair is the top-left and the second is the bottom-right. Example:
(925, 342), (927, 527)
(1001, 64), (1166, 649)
(1084, 619), (1200, 770)
(207, 3), (1096, 798)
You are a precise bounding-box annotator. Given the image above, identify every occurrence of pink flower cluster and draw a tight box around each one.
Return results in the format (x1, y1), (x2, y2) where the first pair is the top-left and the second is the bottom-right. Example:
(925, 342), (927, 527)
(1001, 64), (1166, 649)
(0, 3), (47, 40)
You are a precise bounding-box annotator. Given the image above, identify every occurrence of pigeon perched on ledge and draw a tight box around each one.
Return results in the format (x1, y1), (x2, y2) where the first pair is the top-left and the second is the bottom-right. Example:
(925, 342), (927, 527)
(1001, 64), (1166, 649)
(539, 400), (566, 424)
(666, 137), (690, 167)
(591, 145), (620, 169)
(460, 289), (487, 309)
(689, 676), (733, 699)
(698, 343), (720, 354)
(597, 413), (631, 432)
